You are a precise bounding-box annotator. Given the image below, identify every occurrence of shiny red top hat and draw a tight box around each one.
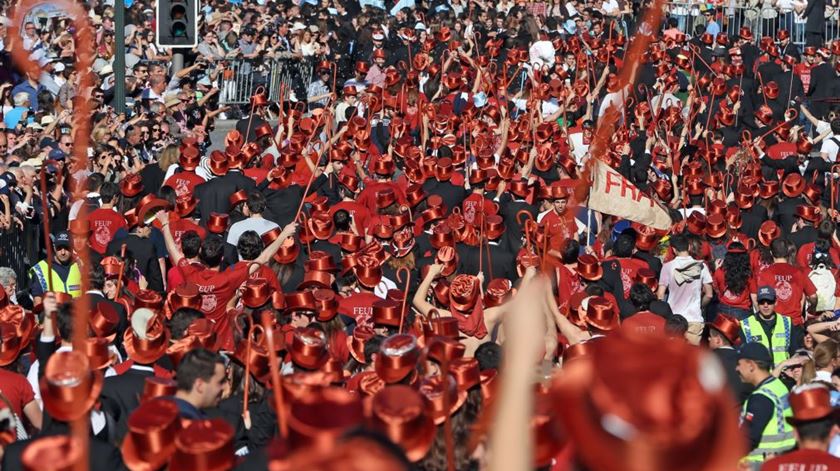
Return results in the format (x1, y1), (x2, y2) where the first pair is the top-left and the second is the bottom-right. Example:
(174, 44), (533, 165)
(124, 310), (170, 365)
(121, 398), (181, 471)
(241, 279), (272, 309)
(375, 188), (397, 209)
(346, 325), (375, 364)
(685, 211), (707, 236)
(585, 296), (619, 331)
(786, 385), (839, 425)
(405, 184), (427, 207)
(0, 305), (34, 348)
(120, 173), (144, 197)
(707, 313), (741, 346)
(449, 274), (480, 313)
(758, 220), (781, 247)
(228, 189), (248, 209)
(705, 213), (727, 239)
(174, 194), (198, 217)
(796, 204), (821, 223)
(179, 145), (201, 171)
(434, 157), (453, 181)
(338, 173), (360, 193)
(759, 180), (779, 199)
(372, 299), (403, 327)
(68, 219), (90, 236)
(739, 26), (754, 40)
(206, 212), (229, 234)
(485, 278), (512, 308)
(552, 330), (742, 471)
(40, 350), (103, 421)
(208, 150), (228, 177)
(354, 255), (383, 289)
(89, 301), (119, 341)
(134, 289), (164, 311)
(288, 387), (364, 451)
(140, 377), (177, 403)
(375, 334), (420, 384)
(308, 212), (334, 240)
(290, 327), (329, 370)
(634, 225), (660, 252)
(782, 173), (806, 197)
(577, 254), (603, 281)
(170, 419), (234, 471)
(803, 183), (822, 204)
(426, 336), (466, 364)
(0, 323), (21, 366)
(367, 385), (436, 462)
(261, 227), (299, 264)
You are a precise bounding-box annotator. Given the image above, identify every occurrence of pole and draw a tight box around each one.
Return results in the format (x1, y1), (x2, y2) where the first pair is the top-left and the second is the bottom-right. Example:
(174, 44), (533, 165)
(173, 52), (185, 75)
(114, 0), (125, 114)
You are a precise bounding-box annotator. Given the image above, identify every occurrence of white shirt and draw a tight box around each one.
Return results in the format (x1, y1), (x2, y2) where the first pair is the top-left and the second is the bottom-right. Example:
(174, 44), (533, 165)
(820, 134), (840, 162)
(27, 343), (118, 407)
(226, 216), (280, 246)
(658, 255), (712, 323)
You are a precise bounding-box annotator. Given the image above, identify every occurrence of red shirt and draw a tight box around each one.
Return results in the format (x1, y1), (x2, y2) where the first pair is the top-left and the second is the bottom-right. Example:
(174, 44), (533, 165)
(760, 448), (840, 471)
(621, 311), (666, 336)
(555, 264), (586, 314)
(541, 210), (578, 250)
(713, 268), (757, 309)
(163, 171), (205, 198)
(87, 208), (127, 255)
(796, 242), (840, 268)
(607, 257), (649, 298)
(0, 368), (34, 420)
(338, 292), (381, 323)
(461, 193), (498, 225)
(243, 167), (268, 185)
(169, 216), (207, 247)
(180, 260), (251, 351)
(329, 200), (370, 235)
(233, 261), (283, 295)
(750, 249), (773, 275)
(765, 141), (797, 160)
(357, 181), (406, 213)
(755, 262), (817, 324)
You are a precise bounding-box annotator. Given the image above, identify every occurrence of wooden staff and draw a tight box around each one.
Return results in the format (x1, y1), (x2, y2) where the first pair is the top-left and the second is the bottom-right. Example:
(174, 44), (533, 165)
(115, 244), (127, 296)
(397, 266), (411, 334)
(238, 313), (254, 422)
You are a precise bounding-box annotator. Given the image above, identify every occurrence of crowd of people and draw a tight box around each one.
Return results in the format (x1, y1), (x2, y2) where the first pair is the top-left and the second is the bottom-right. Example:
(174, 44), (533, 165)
(0, 0), (840, 469)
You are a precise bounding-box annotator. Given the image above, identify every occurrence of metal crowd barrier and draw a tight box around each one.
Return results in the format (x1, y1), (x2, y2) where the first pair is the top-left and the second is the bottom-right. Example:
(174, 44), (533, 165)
(667, 1), (840, 47)
(220, 58), (314, 106)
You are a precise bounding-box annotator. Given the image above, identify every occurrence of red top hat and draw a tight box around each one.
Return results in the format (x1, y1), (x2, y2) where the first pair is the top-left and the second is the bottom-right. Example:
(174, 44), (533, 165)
(174, 194), (198, 217)
(426, 336), (466, 364)
(375, 188), (397, 209)
(170, 419), (234, 471)
(705, 213), (727, 239)
(734, 188), (754, 209)
(228, 189), (248, 209)
(449, 274), (480, 313)
(0, 305), (34, 349)
(372, 299), (403, 327)
(685, 211), (707, 236)
(124, 312), (170, 365)
(405, 184), (426, 208)
(241, 279), (272, 309)
(391, 229), (415, 258)
(708, 313), (741, 346)
(759, 180), (779, 199)
(288, 387), (364, 450)
(308, 212), (334, 240)
(313, 288), (339, 322)
(140, 377), (177, 403)
(739, 26), (754, 40)
(347, 325), (375, 364)
(40, 351), (103, 422)
(585, 296), (619, 331)
(368, 385), (436, 462)
(758, 220), (781, 247)
(802, 183), (822, 205)
(786, 385), (839, 425)
(484, 214), (505, 240)
(796, 204), (822, 224)
(577, 254), (603, 281)
(354, 255), (383, 289)
(89, 302), (119, 342)
(338, 173), (360, 193)
(763, 81), (780, 100)
(305, 251), (339, 273)
(261, 228), (299, 264)
(0, 323), (21, 366)
(782, 173), (806, 198)
(552, 330), (742, 471)
(68, 219), (90, 236)
(485, 278), (512, 308)
(208, 150), (228, 177)
(120, 173), (144, 197)
(290, 327), (329, 370)
(634, 225), (660, 252)
(634, 268), (658, 292)
(179, 146), (201, 172)
(206, 213), (229, 234)
(375, 334), (420, 384)
(121, 398), (181, 471)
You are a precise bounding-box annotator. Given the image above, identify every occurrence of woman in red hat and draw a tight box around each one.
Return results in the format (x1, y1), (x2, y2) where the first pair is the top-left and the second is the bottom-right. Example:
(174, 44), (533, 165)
(713, 241), (757, 320)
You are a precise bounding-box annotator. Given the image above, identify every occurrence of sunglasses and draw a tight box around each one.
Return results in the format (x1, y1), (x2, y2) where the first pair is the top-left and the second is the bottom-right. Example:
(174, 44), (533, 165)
(758, 299), (775, 305)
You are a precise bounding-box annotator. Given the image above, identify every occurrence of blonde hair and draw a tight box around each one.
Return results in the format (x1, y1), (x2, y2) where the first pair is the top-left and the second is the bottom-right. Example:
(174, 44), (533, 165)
(158, 145), (179, 171)
(803, 339), (839, 383)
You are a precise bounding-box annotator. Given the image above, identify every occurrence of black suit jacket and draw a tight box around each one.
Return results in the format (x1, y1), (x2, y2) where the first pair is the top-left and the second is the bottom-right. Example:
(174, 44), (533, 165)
(86, 292), (128, 356)
(262, 184), (305, 228)
(788, 225), (818, 249)
(99, 367), (155, 441)
(194, 171), (258, 226)
(2, 430), (127, 471)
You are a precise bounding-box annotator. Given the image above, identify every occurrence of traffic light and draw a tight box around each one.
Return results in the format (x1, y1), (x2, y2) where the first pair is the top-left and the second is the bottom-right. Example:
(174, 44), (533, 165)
(156, 0), (197, 48)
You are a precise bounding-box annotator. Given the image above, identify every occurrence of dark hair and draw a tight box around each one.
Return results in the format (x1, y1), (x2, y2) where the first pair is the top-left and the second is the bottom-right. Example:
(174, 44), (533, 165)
(723, 245), (751, 295)
(89, 264), (105, 290)
(364, 335), (385, 364)
(181, 231), (201, 259)
(237, 230), (263, 260)
(199, 235), (225, 268)
(665, 314), (688, 337)
(818, 219), (835, 240)
(561, 239), (580, 264)
(475, 342), (502, 370)
(57, 301), (74, 340)
(709, 327), (732, 346)
(771, 238), (789, 259)
(334, 209), (351, 232)
(670, 234), (689, 252)
(86, 172), (105, 192)
(613, 233), (635, 258)
(175, 348), (225, 392)
(169, 308), (205, 340)
(629, 283), (655, 311)
(99, 181), (119, 204)
(246, 191), (267, 214)
(831, 118), (840, 135)
(795, 417), (834, 441)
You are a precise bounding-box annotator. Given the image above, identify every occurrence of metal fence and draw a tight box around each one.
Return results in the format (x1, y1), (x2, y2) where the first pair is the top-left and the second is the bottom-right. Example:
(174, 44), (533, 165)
(667, 1), (840, 47)
(219, 57), (314, 106)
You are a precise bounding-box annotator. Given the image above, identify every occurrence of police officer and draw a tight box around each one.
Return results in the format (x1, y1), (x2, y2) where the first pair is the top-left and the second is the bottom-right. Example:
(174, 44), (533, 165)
(736, 342), (796, 465)
(28, 230), (82, 305)
(739, 286), (802, 368)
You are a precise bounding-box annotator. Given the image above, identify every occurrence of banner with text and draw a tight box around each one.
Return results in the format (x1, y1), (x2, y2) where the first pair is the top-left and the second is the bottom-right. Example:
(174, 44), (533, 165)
(589, 160), (673, 231)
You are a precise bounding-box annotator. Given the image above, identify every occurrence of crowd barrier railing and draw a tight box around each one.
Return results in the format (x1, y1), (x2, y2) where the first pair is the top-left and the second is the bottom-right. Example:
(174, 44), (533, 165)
(219, 57), (314, 106)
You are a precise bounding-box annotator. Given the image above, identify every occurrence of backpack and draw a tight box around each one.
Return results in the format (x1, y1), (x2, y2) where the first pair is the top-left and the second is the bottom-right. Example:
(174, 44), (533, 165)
(809, 263), (837, 312)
